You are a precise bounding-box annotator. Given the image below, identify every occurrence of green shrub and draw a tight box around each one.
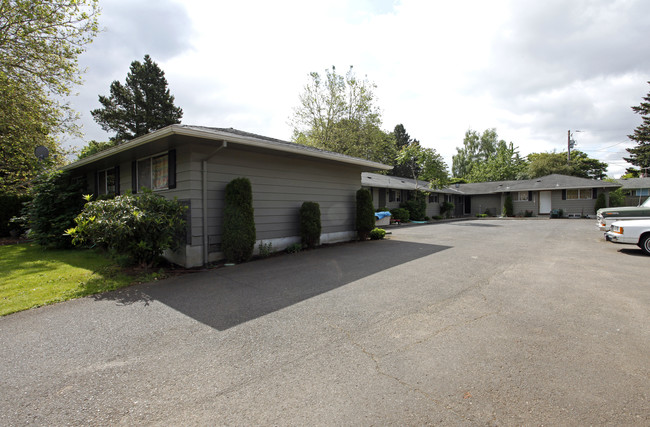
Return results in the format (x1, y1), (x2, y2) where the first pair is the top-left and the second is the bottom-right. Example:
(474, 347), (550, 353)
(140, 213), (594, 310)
(222, 178), (256, 263)
(67, 190), (186, 268)
(503, 196), (513, 217)
(432, 215), (443, 220)
(558, 209), (564, 218)
(376, 206), (389, 212)
(608, 188), (625, 207)
(258, 241), (273, 258)
(0, 193), (30, 237)
(369, 228), (386, 240)
(27, 170), (87, 248)
(524, 210), (534, 217)
(440, 201), (454, 218)
(299, 201), (321, 249)
(424, 216), (430, 221)
(356, 188), (375, 240)
(476, 213), (488, 218)
(286, 242), (302, 254)
(390, 208), (410, 222)
(402, 195), (426, 221)
(594, 193), (607, 211)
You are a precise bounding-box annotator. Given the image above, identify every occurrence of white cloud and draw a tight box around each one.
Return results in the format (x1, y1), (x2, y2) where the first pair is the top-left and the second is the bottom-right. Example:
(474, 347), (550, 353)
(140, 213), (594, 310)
(67, 0), (650, 177)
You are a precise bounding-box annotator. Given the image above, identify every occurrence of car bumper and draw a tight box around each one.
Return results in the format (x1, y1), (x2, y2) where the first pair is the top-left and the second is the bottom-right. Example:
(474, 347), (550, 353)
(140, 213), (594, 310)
(605, 232), (636, 245)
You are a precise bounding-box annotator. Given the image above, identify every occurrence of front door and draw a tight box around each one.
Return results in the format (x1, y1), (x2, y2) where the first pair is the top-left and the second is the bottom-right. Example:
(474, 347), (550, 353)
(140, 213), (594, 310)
(378, 189), (386, 209)
(539, 191), (552, 214)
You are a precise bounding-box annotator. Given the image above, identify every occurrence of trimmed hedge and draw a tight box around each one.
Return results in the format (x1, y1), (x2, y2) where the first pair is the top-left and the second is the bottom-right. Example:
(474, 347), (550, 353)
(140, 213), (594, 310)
(300, 201), (321, 249)
(356, 188), (375, 240)
(222, 177), (256, 263)
(390, 207), (410, 222)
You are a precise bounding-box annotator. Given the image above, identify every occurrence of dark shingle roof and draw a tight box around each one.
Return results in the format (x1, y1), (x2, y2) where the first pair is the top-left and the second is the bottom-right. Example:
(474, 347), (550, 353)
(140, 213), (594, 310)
(614, 177), (650, 190)
(454, 174), (620, 195)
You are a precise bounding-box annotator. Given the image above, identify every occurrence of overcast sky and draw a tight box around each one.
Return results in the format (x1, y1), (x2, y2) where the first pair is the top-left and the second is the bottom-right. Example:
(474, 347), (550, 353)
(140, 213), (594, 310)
(67, 0), (650, 178)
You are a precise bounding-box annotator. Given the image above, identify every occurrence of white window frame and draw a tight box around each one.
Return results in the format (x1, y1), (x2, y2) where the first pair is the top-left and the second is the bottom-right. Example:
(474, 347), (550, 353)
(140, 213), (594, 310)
(137, 151), (169, 191)
(512, 191), (529, 202)
(566, 189), (592, 200)
(98, 167), (116, 195)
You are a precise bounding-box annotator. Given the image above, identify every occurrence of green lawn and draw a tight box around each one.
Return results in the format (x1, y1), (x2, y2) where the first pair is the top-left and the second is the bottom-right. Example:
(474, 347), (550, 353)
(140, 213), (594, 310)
(0, 243), (148, 316)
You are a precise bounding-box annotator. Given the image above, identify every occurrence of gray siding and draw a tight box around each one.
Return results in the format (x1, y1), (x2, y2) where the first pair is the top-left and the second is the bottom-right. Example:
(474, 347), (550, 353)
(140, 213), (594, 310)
(470, 194), (502, 216)
(191, 144), (360, 251)
(550, 190), (598, 216)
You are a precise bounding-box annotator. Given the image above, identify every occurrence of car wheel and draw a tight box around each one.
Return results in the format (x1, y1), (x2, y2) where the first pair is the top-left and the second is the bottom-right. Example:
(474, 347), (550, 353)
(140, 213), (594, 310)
(640, 234), (650, 256)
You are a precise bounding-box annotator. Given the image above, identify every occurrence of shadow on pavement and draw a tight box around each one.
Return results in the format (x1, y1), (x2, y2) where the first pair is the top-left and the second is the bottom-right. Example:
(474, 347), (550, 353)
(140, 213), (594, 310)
(93, 239), (450, 331)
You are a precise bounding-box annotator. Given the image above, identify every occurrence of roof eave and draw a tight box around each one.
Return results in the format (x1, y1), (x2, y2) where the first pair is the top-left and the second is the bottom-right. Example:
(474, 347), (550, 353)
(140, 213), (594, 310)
(63, 125), (391, 171)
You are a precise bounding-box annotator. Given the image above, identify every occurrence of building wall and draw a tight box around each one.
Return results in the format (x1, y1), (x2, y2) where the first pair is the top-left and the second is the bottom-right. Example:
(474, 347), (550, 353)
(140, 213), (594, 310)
(550, 190), (598, 216)
(468, 194), (502, 216)
(77, 143), (365, 267)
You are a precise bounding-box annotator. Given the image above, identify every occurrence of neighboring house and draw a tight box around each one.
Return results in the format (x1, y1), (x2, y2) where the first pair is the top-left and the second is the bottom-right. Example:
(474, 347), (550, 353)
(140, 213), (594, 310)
(361, 172), (456, 218)
(614, 177), (650, 206)
(63, 125), (390, 268)
(453, 174), (621, 217)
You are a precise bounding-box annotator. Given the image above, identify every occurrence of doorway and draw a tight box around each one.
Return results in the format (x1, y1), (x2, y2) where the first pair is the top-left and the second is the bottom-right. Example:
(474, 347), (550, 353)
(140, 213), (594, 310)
(539, 191), (552, 214)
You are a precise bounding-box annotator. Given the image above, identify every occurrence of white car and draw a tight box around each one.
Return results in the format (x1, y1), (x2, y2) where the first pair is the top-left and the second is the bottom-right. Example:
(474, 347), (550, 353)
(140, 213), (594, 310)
(605, 219), (650, 255)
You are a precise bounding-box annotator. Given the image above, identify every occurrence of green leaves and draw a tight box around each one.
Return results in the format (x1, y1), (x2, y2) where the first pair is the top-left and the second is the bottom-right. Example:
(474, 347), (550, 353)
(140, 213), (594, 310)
(624, 81), (650, 171)
(69, 190), (187, 268)
(91, 55), (183, 143)
(290, 66), (390, 163)
(0, 0), (99, 192)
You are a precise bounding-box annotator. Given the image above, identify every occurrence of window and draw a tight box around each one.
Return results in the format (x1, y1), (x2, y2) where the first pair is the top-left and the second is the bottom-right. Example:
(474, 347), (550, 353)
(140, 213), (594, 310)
(566, 189), (592, 200)
(512, 191), (529, 202)
(428, 194), (438, 203)
(137, 153), (168, 190)
(97, 168), (117, 195)
(389, 190), (395, 202)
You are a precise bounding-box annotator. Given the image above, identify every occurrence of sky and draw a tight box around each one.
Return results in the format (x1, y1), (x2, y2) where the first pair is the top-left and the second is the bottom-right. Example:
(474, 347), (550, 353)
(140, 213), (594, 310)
(67, 0), (650, 178)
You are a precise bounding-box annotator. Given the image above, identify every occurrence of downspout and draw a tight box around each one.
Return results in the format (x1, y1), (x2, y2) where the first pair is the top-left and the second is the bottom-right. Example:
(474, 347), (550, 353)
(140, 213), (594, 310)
(202, 141), (227, 266)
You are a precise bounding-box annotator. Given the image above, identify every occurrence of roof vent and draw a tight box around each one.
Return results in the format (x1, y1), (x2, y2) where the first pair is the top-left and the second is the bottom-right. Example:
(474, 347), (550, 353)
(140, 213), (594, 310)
(536, 179), (541, 182)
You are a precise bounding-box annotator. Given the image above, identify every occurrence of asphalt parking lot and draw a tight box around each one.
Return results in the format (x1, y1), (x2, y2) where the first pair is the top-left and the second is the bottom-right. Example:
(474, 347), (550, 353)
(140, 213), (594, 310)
(1, 219), (648, 425)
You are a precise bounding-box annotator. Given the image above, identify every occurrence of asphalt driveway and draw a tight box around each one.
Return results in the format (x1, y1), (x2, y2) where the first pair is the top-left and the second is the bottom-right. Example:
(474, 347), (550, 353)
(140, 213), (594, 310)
(1, 219), (648, 425)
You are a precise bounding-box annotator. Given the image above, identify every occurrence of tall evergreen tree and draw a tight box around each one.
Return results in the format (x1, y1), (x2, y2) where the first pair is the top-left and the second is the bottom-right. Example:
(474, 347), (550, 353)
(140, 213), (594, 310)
(624, 81), (650, 175)
(391, 124), (419, 178)
(91, 55), (183, 142)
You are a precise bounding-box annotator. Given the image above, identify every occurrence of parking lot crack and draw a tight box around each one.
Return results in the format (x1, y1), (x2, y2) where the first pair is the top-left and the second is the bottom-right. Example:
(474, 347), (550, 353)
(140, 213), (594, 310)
(329, 323), (474, 424)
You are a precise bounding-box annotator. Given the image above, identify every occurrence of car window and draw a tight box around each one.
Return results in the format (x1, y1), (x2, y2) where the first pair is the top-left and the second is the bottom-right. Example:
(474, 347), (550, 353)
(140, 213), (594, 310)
(643, 197), (650, 207)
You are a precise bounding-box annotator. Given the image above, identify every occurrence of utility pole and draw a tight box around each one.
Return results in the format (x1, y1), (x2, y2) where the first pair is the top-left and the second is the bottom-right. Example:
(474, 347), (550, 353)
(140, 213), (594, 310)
(567, 130), (571, 165)
(567, 130), (581, 165)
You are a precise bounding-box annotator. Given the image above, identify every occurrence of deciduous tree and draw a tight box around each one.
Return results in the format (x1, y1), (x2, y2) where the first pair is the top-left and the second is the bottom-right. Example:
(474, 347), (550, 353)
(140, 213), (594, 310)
(396, 142), (448, 188)
(525, 150), (607, 179)
(452, 128), (524, 182)
(290, 66), (395, 164)
(0, 0), (100, 192)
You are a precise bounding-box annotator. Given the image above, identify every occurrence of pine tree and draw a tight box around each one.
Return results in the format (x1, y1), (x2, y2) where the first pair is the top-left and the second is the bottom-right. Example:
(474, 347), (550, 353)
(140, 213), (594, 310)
(624, 81), (650, 175)
(91, 55), (183, 142)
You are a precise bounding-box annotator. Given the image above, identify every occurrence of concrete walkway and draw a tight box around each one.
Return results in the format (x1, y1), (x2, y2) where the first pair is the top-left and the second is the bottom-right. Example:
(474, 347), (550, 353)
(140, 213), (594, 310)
(1, 219), (648, 425)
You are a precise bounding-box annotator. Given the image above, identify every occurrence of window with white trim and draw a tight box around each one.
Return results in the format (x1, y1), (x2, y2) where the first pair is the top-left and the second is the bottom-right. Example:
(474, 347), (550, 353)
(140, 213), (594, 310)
(566, 189), (592, 200)
(98, 168), (116, 195)
(137, 153), (168, 190)
(428, 193), (438, 203)
(512, 191), (529, 202)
